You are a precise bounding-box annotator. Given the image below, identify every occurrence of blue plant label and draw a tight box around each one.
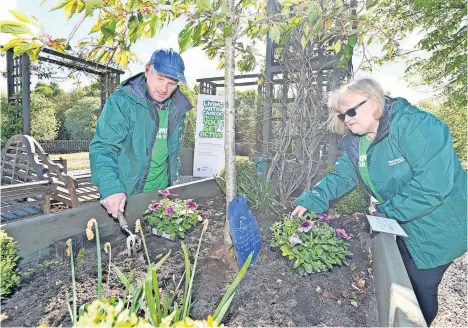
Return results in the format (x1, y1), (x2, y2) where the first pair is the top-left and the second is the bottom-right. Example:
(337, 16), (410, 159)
(228, 195), (262, 268)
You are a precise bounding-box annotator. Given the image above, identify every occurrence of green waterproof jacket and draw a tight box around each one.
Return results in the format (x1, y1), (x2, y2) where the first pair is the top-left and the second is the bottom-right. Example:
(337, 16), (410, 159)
(297, 97), (467, 269)
(90, 73), (192, 199)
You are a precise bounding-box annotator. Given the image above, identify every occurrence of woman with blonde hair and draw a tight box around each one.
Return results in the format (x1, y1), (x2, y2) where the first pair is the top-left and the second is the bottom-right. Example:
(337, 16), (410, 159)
(292, 78), (467, 326)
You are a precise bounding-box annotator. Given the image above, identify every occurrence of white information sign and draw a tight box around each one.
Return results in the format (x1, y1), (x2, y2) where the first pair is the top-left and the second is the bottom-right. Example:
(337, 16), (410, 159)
(193, 94), (225, 178)
(366, 215), (408, 237)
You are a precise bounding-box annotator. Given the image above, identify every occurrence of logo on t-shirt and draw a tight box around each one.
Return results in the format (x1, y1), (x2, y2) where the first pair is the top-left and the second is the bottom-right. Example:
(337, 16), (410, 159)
(359, 154), (367, 168)
(157, 127), (167, 139)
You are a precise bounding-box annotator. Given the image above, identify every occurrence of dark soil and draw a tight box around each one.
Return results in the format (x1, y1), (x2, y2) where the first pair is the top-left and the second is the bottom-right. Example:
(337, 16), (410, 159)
(2, 195), (379, 327)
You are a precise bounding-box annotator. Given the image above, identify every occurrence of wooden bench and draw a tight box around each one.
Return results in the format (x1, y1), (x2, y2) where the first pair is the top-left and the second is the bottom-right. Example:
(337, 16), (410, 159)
(31, 139), (100, 207)
(1, 135), (56, 221)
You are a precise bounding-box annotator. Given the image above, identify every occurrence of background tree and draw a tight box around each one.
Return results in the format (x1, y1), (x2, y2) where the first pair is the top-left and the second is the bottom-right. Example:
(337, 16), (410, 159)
(234, 90), (257, 155)
(64, 96), (100, 140)
(30, 92), (59, 140)
(1, 95), (23, 147)
(179, 84), (197, 148)
(364, 0), (467, 108)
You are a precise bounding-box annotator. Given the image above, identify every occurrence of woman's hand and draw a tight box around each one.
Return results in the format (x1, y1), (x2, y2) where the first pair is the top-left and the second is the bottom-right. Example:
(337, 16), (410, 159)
(291, 205), (307, 217)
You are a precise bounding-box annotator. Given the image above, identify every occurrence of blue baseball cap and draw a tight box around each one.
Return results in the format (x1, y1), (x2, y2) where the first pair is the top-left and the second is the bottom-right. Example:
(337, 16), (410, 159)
(148, 48), (187, 84)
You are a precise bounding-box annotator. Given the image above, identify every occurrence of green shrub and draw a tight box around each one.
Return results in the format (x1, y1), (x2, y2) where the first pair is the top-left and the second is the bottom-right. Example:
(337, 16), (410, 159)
(0, 230), (20, 298)
(218, 158), (276, 215)
(321, 167), (369, 215)
(64, 97), (100, 140)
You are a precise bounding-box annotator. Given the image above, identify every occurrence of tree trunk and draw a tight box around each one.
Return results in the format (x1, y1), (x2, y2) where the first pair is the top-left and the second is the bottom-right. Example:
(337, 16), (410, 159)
(224, 0), (237, 210)
(223, 0), (237, 250)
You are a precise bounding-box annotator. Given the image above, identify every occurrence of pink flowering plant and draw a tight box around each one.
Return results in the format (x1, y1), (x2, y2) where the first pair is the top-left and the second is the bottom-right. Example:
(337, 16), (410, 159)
(271, 213), (352, 274)
(143, 193), (201, 240)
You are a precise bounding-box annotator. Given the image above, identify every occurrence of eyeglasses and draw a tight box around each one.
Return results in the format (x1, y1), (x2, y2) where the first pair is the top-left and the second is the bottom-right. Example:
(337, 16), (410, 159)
(337, 99), (369, 121)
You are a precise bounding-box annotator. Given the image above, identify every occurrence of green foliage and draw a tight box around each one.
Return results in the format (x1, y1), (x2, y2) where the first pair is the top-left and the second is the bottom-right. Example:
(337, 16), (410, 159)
(235, 90), (257, 154)
(418, 98), (467, 163)
(34, 81), (66, 99)
(83, 81), (102, 98)
(76, 248), (87, 266)
(2, 0), (358, 72)
(0, 94), (22, 148)
(64, 97), (100, 140)
(143, 198), (201, 241)
(110, 220), (249, 326)
(182, 109), (197, 148)
(334, 185), (369, 215)
(364, 0), (467, 108)
(179, 84), (197, 149)
(321, 167), (369, 215)
(218, 158), (276, 215)
(239, 173), (276, 216)
(76, 299), (151, 327)
(0, 230), (20, 298)
(271, 215), (352, 275)
(31, 92), (59, 140)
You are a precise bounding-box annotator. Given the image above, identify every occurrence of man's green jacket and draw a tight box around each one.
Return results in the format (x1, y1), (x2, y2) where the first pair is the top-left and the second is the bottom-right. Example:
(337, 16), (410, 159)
(296, 97), (467, 269)
(90, 73), (192, 199)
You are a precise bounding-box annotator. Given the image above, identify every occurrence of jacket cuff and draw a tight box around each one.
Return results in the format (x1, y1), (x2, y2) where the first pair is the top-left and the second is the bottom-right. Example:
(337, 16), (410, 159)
(295, 193), (310, 210)
(100, 183), (126, 199)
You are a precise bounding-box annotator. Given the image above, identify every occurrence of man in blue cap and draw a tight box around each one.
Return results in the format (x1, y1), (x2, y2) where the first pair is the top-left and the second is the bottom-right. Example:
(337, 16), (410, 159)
(90, 49), (192, 217)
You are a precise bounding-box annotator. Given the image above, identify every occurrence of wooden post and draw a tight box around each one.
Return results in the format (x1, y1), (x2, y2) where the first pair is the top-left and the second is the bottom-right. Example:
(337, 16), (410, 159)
(21, 53), (31, 135)
(43, 193), (51, 214)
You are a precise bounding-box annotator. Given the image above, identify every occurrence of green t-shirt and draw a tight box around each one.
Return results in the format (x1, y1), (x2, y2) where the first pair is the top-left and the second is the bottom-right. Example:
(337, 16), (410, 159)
(143, 101), (171, 192)
(359, 136), (384, 203)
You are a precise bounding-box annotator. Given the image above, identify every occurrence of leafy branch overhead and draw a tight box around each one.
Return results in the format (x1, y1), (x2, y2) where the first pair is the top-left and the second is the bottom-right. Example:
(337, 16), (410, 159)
(1, 0), (360, 71)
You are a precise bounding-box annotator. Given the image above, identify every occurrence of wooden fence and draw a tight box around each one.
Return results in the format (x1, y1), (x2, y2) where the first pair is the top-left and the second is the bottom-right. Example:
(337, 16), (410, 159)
(38, 140), (91, 154)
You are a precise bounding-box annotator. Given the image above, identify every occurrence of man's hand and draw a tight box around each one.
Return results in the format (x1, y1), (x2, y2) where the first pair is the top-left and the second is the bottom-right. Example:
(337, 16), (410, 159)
(291, 205), (307, 217)
(100, 192), (126, 218)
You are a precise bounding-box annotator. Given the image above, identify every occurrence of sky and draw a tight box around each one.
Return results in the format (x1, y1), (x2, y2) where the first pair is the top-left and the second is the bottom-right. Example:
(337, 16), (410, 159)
(1, 0), (434, 103)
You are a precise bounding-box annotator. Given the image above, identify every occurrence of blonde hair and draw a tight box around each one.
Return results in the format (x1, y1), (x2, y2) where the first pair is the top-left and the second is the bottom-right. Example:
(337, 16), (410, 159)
(328, 78), (385, 134)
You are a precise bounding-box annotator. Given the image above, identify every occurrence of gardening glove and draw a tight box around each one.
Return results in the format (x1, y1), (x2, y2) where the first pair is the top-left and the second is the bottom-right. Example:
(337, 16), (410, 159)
(291, 205), (307, 217)
(101, 192), (126, 218)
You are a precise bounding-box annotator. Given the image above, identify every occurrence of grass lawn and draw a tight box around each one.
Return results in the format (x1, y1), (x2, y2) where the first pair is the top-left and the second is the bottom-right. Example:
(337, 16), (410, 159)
(66, 161), (90, 170)
(49, 153), (250, 171)
(50, 152), (89, 160)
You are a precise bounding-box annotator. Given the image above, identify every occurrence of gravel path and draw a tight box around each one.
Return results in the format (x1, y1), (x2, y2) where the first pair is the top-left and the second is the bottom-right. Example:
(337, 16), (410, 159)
(433, 253), (467, 327)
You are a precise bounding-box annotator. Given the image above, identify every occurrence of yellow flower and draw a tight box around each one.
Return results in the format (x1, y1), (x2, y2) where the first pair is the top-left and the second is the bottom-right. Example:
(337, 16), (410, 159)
(66, 239), (72, 257)
(202, 219), (209, 232)
(135, 219), (141, 233)
(86, 227), (95, 241)
(103, 242), (111, 254)
(87, 218), (97, 229)
(164, 315), (222, 328)
(1, 313), (9, 322)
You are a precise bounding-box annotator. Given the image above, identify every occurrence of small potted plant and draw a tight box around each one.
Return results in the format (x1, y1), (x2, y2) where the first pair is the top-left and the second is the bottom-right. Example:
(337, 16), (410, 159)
(271, 213), (352, 275)
(143, 189), (202, 240)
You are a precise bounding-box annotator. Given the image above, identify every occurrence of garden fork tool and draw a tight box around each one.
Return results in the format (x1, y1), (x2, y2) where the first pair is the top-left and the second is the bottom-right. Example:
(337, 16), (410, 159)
(117, 211), (141, 257)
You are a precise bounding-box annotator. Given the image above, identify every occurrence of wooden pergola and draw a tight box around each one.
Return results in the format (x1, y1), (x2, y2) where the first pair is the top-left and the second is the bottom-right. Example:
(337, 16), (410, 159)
(5, 47), (124, 136)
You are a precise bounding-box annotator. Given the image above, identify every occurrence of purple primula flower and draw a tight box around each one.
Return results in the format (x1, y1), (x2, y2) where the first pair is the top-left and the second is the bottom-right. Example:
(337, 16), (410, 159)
(159, 189), (170, 196)
(165, 204), (175, 215)
(316, 212), (331, 221)
(148, 202), (160, 211)
(185, 199), (198, 210)
(158, 189), (179, 197)
(297, 220), (314, 233)
(289, 233), (304, 248)
(335, 229), (351, 240)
